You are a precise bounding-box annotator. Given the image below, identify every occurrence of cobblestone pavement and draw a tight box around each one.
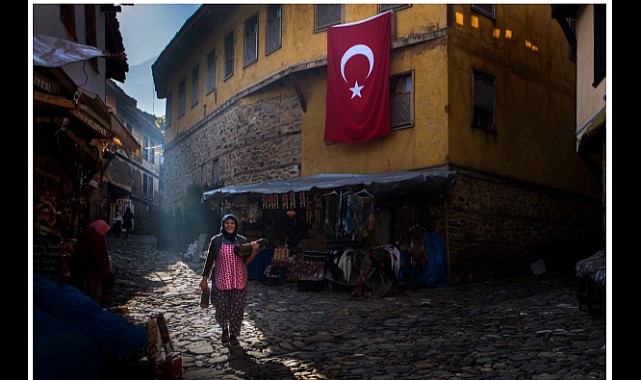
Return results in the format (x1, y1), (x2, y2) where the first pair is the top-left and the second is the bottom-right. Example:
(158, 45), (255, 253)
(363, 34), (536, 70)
(104, 235), (607, 380)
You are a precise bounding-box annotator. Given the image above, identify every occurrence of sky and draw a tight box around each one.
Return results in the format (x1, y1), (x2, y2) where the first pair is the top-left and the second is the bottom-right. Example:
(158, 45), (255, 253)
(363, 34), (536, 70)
(117, 3), (201, 117)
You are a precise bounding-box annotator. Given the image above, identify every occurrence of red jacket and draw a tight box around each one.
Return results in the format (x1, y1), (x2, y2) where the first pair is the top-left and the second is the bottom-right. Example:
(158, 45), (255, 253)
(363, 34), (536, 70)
(74, 230), (110, 282)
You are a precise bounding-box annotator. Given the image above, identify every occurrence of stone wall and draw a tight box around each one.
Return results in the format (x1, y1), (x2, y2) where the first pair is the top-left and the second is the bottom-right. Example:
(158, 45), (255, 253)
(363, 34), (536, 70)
(162, 92), (303, 209)
(446, 172), (603, 282)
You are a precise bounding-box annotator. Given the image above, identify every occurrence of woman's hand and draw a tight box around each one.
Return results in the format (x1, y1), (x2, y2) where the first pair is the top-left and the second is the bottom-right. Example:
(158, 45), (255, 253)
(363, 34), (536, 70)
(200, 277), (209, 291)
(244, 241), (260, 264)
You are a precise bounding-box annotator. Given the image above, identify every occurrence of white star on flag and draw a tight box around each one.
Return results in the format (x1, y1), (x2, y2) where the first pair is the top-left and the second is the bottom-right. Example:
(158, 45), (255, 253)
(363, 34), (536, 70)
(349, 80), (364, 99)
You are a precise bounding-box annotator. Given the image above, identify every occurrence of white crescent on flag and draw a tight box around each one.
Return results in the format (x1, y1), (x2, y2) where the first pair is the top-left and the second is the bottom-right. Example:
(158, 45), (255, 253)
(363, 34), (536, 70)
(340, 44), (374, 83)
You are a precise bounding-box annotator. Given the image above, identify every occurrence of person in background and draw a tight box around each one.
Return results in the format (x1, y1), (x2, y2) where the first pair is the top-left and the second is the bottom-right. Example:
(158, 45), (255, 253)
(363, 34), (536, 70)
(200, 214), (259, 347)
(113, 211), (123, 237)
(123, 207), (134, 239)
(72, 219), (111, 305)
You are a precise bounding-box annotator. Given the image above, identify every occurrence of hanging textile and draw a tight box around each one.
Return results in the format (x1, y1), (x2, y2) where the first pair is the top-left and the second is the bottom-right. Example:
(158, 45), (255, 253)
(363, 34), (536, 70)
(401, 231), (448, 288)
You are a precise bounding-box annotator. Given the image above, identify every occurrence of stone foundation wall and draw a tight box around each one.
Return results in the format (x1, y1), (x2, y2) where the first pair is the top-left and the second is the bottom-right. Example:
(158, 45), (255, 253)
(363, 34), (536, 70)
(162, 93), (302, 209)
(447, 172), (603, 282)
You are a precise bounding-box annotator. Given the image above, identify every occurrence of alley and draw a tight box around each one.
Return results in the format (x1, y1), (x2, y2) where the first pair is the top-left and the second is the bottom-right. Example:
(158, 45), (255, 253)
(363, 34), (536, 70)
(105, 235), (606, 380)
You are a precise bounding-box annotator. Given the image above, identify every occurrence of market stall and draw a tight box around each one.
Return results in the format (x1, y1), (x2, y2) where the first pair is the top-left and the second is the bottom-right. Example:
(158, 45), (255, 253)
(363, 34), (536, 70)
(204, 169), (457, 295)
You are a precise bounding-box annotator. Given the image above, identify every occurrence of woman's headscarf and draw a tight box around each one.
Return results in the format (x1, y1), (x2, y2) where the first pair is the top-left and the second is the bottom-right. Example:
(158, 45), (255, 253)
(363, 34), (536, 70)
(220, 214), (238, 243)
(88, 219), (111, 236)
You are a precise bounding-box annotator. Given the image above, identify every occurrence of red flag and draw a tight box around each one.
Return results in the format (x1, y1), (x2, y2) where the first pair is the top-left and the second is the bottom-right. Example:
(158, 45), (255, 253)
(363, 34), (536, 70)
(324, 11), (392, 143)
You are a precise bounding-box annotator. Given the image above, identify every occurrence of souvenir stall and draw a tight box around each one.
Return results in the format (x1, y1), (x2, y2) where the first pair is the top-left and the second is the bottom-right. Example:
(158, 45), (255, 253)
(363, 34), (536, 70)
(33, 61), (139, 283)
(202, 169), (457, 295)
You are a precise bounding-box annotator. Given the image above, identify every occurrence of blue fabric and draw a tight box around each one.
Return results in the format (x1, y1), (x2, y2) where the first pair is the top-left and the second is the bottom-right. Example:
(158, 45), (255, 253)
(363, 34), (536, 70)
(33, 307), (102, 380)
(400, 232), (448, 288)
(419, 231), (448, 287)
(33, 274), (148, 361)
(247, 248), (274, 280)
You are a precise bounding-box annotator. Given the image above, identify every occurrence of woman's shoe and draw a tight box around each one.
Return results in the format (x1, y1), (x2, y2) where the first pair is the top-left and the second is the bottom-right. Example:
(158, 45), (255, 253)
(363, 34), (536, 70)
(221, 328), (230, 344)
(229, 334), (240, 346)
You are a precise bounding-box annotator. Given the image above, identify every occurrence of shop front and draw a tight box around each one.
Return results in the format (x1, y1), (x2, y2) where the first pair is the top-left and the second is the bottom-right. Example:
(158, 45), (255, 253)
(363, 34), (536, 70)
(202, 169), (457, 295)
(33, 65), (140, 282)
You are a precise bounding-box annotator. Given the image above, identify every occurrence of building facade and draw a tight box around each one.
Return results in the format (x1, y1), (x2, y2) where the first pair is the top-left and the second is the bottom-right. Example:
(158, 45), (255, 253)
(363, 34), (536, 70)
(553, 4), (607, 242)
(105, 80), (163, 235)
(33, 4), (138, 279)
(152, 4), (603, 281)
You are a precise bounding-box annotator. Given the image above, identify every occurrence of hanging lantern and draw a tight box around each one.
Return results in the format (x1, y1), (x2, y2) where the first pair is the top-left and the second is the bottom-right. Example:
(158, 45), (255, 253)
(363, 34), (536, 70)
(286, 210), (296, 218)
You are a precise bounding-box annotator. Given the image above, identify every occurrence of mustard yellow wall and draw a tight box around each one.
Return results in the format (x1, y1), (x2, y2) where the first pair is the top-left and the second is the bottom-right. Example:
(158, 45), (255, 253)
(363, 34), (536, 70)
(301, 44), (450, 176)
(447, 4), (601, 198)
(301, 4), (450, 175)
(164, 3), (449, 168)
(162, 4), (600, 197)
(576, 4), (606, 129)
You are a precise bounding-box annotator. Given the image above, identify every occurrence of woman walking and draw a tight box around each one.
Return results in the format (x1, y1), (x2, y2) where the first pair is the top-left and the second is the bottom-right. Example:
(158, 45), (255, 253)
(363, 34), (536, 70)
(200, 214), (259, 346)
(123, 207), (134, 239)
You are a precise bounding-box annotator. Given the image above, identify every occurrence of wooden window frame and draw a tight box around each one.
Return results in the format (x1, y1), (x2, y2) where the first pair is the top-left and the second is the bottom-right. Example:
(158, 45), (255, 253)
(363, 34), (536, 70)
(244, 14), (259, 67)
(378, 4), (411, 13)
(472, 4), (496, 20)
(206, 49), (216, 95)
(266, 4), (282, 55)
(166, 92), (172, 129)
(389, 70), (415, 130)
(178, 79), (186, 118)
(191, 64), (199, 108)
(314, 4), (343, 32)
(471, 69), (496, 132)
(224, 31), (235, 80)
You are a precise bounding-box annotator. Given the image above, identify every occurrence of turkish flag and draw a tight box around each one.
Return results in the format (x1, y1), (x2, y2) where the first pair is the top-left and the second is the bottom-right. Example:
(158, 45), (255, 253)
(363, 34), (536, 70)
(324, 11), (392, 143)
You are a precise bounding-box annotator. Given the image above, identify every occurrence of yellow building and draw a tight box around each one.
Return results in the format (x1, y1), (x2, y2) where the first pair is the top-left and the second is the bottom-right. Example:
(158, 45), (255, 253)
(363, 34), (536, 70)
(553, 4), (606, 237)
(153, 4), (603, 281)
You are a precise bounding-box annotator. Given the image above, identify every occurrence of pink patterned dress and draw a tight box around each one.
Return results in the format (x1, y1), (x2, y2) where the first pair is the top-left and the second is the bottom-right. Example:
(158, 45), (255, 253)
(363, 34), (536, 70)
(214, 242), (248, 290)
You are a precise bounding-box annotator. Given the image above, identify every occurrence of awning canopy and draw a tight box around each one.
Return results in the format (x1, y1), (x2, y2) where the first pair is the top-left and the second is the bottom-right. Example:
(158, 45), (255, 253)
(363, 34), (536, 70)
(202, 169), (457, 202)
(74, 89), (141, 158)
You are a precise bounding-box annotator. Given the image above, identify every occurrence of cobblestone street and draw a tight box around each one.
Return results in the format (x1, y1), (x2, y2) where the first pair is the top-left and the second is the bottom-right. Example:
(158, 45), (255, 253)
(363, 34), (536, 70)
(105, 235), (607, 380)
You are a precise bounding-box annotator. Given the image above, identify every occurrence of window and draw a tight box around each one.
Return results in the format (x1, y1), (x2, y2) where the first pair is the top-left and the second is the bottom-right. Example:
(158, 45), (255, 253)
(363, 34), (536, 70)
(143, 174), (154, 201)
(472, 4), (495, 19)
(84, 4), (97, 71)
(149, 140), (156, 165)
(143, 136), (150, 162)
(60, 5), (76, 40)
(142, 137), (156, 164)
(206, 49), (216, 95)
(224, 32), (234, 80)
(389, 71), (414, 130)
(191, 65), (199, 108)
(147, 175), (154, 201)
(266, 5), (282, 54)
(315, 4), (342, 32)
(244, 14), (258, 67)
(178, 79), (186, 117)
(166, 92), (172, 129)
(378, 4), (410, 13)
(142, 174), (148, 199)
(593, 4), (606, 86)
(472, 69), (496, 132)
